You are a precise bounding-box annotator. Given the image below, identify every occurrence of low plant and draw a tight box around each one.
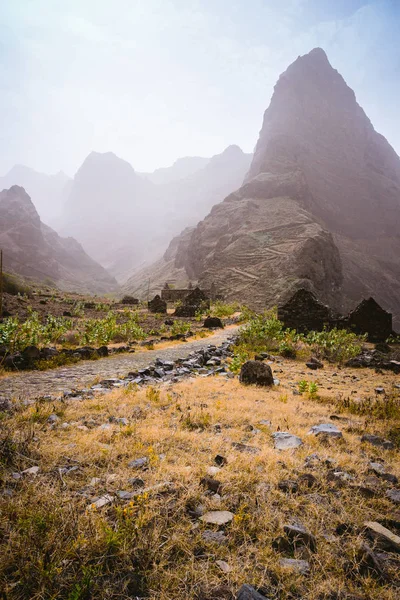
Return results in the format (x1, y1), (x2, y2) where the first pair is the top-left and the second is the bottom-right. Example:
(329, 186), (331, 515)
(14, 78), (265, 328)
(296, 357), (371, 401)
(305, 328), (365, 363)
(170, 321), (191, 337)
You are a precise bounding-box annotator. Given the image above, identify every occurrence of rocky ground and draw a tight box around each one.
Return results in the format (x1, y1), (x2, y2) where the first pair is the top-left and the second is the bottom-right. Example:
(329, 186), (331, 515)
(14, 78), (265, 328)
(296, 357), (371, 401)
(1, 332), (399, 599)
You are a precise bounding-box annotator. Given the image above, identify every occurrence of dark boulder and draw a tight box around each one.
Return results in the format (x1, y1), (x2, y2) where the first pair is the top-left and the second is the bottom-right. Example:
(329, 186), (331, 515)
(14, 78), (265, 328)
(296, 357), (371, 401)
(239, 360), (274, 386)
(203, 316), (224, 329)
(22, 346), (41, 361)
(236, 585), (269, 600)
(148, 295), (167, 314)
(97, 346), (109, 357)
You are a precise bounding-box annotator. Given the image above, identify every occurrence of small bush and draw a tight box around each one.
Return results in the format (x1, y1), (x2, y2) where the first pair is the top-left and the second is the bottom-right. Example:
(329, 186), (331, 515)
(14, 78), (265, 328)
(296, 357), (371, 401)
(3, 273), (31, 296)
(305, 328), (365, 363)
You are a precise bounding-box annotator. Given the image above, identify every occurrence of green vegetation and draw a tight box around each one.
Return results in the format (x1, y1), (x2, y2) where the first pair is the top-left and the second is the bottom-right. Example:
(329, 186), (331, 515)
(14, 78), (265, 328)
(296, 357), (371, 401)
(3, 272), (32, 297)
(210, 300), (240, 318)
(229, 309), (365, 372)
(0, 311), (146, 352)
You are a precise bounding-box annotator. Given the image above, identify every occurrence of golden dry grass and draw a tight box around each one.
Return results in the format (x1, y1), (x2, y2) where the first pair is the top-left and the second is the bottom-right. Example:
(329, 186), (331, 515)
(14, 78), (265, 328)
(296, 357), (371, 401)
(0, 360), (399, 599)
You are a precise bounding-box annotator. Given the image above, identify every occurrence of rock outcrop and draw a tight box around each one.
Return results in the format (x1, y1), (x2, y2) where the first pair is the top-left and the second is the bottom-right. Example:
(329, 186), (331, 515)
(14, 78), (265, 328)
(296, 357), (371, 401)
(0, 186), (117, 294)
(135, 48), (400, 323)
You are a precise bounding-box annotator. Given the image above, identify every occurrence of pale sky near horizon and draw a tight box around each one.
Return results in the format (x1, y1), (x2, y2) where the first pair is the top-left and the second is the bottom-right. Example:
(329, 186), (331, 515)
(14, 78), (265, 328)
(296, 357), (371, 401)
(1, 0), (399, 177)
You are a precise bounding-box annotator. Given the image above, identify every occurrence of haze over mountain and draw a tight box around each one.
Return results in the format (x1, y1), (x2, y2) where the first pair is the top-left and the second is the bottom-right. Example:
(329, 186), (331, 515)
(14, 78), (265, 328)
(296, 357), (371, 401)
(60, 146), (252, 282)
(0, 185), (117, 294)
(0, 166), (71, 225)
(125, 48), (400, 324)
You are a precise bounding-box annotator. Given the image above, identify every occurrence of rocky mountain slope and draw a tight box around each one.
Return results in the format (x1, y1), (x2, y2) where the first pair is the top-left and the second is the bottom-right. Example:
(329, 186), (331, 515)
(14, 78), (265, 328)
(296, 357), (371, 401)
(0, 165), (71, 224)
(61, 147), (251, 282)
(0, 185), (117, 294)
(127, 48), (400, 323)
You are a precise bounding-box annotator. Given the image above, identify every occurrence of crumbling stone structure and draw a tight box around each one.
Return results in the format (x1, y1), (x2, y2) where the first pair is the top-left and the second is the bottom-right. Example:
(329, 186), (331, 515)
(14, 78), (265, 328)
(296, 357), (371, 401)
(345, 297), (393, 342)
(174, 287), (210, 317)
(277, 289), (333, 333)
(148, 295), (167, 314)
(278, 289), (394, 341)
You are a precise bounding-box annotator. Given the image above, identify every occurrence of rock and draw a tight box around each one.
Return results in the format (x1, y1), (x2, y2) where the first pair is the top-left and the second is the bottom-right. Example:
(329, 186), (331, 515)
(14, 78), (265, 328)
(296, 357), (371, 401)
(117, 490), (134, 500)
(200, 477), (223, 494)
(203, 316), (224, 329)
(47, 413), (59, 424)
(215, 454), (227, 466)
(364, 521), (400, 552)
(232, 442), (260, 454)
(272, 431), (303, 450)
(21, 345), (41, 361)
(308, 423), (343, 438)
(120, 295), (139, 305)
(361, 434), (394, 450)
(148, 295), (167, 314)
(97, 345), (109, 357)
(128, 457), (148, 469)
(284, 523), (317, 552)
(202, 530), (227, 544)
(386, 489), (400, 504)
(375, 387), (385, 394)
(239, 360), (274, 386)
(278, 480), (298, 493)
(279, 558), (310, 574)
(199, 511), (234, 525)
(236, 584), (269, 599)
(355, 542), (388, 581)
(297, 473), (317, 488)
(128, 477), (145, 489)
(22, 466), (40, 476)
(216, 560), (231, 573)
(89, 494), (114, 510)
(306, 357), (324, 370)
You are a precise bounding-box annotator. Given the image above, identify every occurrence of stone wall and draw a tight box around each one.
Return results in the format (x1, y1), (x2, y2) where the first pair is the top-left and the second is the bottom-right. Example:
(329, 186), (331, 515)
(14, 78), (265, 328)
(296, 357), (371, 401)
(345, 297), (393, 342)
(277, 289), (333, 333)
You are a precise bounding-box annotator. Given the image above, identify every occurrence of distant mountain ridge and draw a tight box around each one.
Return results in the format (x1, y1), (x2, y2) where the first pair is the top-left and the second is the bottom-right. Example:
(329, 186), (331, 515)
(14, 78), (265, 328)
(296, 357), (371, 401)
(0, 185), (117, 294)
(0, 165), (71, 225)
(60, 146), (252, 282)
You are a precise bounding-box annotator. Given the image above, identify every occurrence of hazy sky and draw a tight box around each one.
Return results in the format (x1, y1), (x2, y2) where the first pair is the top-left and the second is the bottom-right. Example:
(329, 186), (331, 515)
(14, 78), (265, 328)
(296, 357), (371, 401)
(1, 0), (399, 176)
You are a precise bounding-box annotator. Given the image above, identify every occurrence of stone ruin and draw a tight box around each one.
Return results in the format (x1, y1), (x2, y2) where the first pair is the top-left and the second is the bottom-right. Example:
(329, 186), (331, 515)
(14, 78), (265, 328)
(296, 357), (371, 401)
(148, 294), (167, 314)
(174, 287), (210, 317)
(161, 281), (219, 303)
(345, 297), (393, 342)
(278, 289), (394, 341)
(277, 289), (333, 333)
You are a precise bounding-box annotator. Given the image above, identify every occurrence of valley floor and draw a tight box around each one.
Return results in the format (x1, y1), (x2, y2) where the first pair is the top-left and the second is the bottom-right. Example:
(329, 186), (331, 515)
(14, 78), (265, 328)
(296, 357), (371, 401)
(1, 347), (399, 599)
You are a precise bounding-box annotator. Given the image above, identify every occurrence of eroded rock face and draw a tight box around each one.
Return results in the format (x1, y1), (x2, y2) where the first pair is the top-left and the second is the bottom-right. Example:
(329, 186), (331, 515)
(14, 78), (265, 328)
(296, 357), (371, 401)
(0, 186), (117, 294)
(165, 48), (400, 324)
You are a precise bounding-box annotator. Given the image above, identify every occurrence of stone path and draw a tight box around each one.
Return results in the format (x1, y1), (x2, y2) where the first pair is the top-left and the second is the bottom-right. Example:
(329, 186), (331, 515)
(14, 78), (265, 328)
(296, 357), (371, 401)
(0, 326), (239, 401)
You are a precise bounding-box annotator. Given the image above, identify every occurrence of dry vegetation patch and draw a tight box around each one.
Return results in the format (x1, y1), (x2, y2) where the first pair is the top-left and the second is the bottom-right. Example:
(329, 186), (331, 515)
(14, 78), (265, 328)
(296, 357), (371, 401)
(1, 362), (399, 599)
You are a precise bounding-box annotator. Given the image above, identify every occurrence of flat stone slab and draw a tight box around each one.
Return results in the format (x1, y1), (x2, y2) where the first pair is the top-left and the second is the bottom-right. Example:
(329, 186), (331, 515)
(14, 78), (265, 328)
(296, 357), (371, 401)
(308, 423), (343, 438)
(279, 558), (310, 574)
(199, 510), (234, 525)
(273, 432), (303, 450)
(386, 489), (400, 504)
(361, 434), (394, 449)
(89, 494), (114, 510)
(364, 521), (400, 551)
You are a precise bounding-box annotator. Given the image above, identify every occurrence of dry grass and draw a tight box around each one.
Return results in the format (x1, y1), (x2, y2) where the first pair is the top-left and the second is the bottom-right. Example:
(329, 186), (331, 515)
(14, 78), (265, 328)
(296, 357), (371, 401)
(1, 360), (399, 599)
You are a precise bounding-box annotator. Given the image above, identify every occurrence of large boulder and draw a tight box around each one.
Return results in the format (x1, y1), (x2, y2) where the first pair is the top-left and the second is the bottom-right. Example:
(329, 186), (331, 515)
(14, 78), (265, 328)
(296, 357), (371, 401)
(239, 360), (273, 386)
(203, 316), (224, 329)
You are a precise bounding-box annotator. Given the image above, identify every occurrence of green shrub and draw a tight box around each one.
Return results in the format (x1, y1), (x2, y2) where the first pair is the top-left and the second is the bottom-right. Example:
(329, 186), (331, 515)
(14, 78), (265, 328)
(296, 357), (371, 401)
(211, 301), (240, 318)
(305, 328), (365, 363)
(3, 273), (31, 296)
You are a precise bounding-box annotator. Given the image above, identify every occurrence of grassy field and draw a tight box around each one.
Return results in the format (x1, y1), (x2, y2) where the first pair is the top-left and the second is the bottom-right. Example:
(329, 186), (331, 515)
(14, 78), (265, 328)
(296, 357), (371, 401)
(1, 353), (399, 599)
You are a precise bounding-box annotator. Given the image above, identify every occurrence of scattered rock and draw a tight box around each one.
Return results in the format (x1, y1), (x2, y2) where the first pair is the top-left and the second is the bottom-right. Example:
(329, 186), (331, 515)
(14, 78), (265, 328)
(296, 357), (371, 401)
(278, 480), (298, 493)
(203, 316), (224, 329)
(364, 521), (400, 552)
(200, 511), (234, 525)
(236, 584), (268, 599)
(22, 466), (40, 476)
(216, 560), (231, 573)
(272, 432), (303, 450)
(361, 434), (394, 450)
(386, 489), (400, 504)
(306, 357), (323, 370)
(202, 530), (227, 544)
(279, 558), (310, 574)
(200, 477), (223, 494)
(215, 454), (227, 466)
(308, 423), (343, 438)
(283, 523), (317, 552)
(128, 457), (148, 469)
(89, 494), (114, 509)
(232, 442), (260, 454)
(239, 360), (274, 386)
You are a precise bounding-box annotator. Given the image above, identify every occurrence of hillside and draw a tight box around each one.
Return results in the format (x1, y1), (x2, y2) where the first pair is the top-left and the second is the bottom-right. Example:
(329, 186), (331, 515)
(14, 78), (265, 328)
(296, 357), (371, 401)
(128, 48), (400, 323)
(0, 185), (117, 294)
